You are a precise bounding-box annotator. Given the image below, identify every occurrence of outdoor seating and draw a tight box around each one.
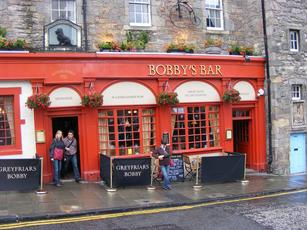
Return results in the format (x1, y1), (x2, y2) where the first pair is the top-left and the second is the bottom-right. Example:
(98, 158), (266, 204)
(183, 155), (199, 181)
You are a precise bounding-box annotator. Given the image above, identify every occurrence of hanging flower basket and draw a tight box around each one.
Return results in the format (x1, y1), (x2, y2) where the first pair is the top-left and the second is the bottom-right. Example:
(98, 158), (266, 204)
(157, 92), (179, 105)
(81, 92), (103, 108)
(25, 94), (51, 110)
(222, 89), (241, 103)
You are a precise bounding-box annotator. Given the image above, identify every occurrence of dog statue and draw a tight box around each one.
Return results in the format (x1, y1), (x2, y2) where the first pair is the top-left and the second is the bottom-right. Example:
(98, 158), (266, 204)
(55, 28), (72, 46)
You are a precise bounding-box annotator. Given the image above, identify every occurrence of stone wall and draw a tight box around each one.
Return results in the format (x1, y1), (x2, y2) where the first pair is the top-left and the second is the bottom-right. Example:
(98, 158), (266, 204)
(0, 0), (264, 53)
(265, 0), (307, 174)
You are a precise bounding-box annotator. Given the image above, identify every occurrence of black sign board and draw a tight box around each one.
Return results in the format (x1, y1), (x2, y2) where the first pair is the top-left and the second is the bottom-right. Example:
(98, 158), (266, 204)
(169, 154), (184, 182)
(0, 159), (41, 191)
(201, 154), (245, 184)
(100, 154), (151, 187)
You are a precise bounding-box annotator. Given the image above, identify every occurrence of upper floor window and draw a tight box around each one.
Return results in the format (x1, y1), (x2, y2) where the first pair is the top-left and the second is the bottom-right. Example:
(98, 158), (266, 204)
(292, 85), (302, 100)
(0, 96), (14, 147)
(129, 0), (151, 26)
(52, 0), (76, 22)
(205, 0), (224, 30)
(290, 30), (299, 52)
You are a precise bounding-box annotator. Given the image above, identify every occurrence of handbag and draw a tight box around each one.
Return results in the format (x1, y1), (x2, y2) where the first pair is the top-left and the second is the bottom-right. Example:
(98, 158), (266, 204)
(54, 147), (64, 160)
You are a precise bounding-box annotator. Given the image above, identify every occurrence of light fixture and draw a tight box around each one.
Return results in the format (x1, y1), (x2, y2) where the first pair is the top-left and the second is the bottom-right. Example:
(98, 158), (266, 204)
(257, 88), (265, 96)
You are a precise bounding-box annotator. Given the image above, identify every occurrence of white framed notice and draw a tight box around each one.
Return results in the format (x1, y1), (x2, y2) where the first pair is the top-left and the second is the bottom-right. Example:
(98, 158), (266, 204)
(226, 129), (232, 140)
(36, 130), (46, 143)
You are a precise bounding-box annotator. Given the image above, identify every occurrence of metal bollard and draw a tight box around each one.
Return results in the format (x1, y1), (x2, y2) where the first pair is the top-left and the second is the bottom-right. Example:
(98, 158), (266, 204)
(106, 157), (117, 192)
(241, 153), (249, 184)
(193, 157), (202, 190)
(147, 157), (156, 190)
(36, 157), (47, 195)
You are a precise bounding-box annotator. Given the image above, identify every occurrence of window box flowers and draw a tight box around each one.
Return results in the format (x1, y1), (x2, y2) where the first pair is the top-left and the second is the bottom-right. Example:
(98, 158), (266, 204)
(26, 94), (51, 110)
(166, 42), (195, 53)
(97, 41), (121, 52)
(0, 37), (29, 51)
(157, 92), (179, 105)
(81, 92), (103, 108)
(204, 38), (223, 54)
(222, 89), (241, 103)
(228, 44), (254, 56)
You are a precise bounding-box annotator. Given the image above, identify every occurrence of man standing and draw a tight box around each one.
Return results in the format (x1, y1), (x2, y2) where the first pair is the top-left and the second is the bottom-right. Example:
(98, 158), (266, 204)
(63, 130), (81, 183)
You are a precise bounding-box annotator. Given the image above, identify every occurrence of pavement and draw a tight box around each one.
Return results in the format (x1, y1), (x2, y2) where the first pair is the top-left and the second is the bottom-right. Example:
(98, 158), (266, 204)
(0, 171), (307, 224)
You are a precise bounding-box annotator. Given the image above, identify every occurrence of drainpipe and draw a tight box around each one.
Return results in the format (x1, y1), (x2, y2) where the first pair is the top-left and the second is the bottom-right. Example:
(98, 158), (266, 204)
(82, 0), (89, 51)
(261, 0), (273, 173)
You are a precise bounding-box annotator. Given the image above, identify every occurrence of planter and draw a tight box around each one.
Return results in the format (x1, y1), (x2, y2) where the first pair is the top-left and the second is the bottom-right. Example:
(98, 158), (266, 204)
(25, 94), (51, 110)
(204, 46), (222, 54)
(167, 48), (194, 54)
(81, 92), (103, 108)
(156, 92), (179, 105)
(99, 49), (120, 52)
(229, 51), (241, 55)
(222, 89), (241, 103)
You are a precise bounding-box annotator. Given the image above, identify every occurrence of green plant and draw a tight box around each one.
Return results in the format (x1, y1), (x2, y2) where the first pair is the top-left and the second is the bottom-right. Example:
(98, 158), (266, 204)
(25, 94), (51, 110)
(97, 41), (120, 51)
(81, 92), (103, 108)
(222, 89), (241, 103)
(13, 39), (28, 49)
(124, 31), (149, 50)
(156, 92), (179, 105)
(166, 42), (195, 53)
(0, 27), (6, 38)
(228, 44), (242, 55)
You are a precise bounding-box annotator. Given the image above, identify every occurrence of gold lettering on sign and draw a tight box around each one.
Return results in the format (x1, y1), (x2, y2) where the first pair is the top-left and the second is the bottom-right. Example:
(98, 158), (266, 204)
(148, 64), (223, 77)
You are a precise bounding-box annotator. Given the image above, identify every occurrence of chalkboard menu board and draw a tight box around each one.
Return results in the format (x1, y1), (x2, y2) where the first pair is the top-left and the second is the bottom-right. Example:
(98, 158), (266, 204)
(169, 154), (184, 182)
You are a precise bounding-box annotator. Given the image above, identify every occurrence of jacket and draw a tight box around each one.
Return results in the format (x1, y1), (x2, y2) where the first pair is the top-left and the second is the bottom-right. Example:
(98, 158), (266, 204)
(63, 137), (77, 155)
(49, 138), (65, 159)
(153, 145), (171, 166)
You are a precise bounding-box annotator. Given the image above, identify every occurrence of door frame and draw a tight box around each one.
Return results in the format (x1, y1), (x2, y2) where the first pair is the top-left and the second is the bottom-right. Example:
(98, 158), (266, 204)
(45, 107), (85, 180)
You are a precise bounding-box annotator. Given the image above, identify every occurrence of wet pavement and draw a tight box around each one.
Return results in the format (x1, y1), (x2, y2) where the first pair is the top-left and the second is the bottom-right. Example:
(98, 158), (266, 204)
(0, 173), (306, 223)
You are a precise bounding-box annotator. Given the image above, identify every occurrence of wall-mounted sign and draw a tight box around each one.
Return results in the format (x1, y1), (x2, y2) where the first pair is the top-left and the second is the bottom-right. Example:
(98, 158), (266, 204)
(148, 64), (222, 77)
(226, 129), (232, 140)
(49, 87), (82, 107)
(233, 81), (256, 101)
(44, 19), (82, 51)
(175, 81), (220, 103)
(35, 130), (45, 143)
(102, 82), (156, 106)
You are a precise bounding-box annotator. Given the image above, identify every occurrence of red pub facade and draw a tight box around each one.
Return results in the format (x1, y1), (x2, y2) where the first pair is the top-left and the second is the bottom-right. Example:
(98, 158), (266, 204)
(0, 52), (266, 182)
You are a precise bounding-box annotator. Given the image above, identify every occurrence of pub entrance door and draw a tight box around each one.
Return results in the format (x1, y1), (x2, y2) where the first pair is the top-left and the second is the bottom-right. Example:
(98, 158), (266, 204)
(51, 116), (80, 180)
(233, 109), (253, 167)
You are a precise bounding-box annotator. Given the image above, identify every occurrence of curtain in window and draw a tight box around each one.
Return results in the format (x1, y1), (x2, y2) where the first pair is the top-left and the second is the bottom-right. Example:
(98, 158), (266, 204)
(98, 111), (110, 155)
(208, 107), (220, 147)
(142, 109), (152, 153)
(0, 96), (13, 146)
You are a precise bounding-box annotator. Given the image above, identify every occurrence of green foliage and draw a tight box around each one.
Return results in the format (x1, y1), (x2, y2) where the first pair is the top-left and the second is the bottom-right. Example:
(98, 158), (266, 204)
(81, 93), (103, 108)
(26, 94), (51, 110)
(156, 92), (179, 105)
(222, 89), (241, 103)
(0, 27), (7, 38)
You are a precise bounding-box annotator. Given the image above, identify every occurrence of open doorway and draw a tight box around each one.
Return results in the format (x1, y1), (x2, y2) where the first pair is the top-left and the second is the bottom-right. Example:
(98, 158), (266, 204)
(233, 109), (252, 167)
(52, 116), (80, 180)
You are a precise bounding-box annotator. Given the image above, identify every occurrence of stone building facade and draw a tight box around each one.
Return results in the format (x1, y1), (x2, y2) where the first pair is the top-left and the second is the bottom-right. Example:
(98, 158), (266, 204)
(1, 0), (306, 175)
(265, 1), (307, 174)
(0, 0), (264, 53)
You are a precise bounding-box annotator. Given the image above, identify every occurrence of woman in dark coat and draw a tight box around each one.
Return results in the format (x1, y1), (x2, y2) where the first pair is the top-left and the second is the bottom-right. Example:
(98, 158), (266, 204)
(49, 130), (65, 187)
(153, 141), (171, 190)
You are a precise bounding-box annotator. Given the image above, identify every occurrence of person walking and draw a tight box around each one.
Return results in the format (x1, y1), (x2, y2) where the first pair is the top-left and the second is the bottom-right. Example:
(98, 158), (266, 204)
(63, 130), (81, 183)
(153, 141), (171, 190)
(49, 130), (65, 187)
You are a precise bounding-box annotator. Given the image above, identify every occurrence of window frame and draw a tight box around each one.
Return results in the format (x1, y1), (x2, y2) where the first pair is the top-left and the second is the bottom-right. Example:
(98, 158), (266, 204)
(98, 106), (156, 157)
(51, 0), (77, 23)
(205, 0), (224, 31)
(171, 103), (221, 154)
(0, 88), (22, 156)
(291, 84), (302, 101)
(289, 30), (299, 52)
(128, 0), (152, 27)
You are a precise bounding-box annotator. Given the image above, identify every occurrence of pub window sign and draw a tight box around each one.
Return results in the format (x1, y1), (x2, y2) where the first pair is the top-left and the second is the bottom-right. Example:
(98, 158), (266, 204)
(44, 19), (81, 51)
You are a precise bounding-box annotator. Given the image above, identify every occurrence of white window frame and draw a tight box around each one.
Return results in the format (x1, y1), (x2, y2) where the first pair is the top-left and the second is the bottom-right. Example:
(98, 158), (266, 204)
(205, 0), (224, 30)
(51, 0), (76, 23)
(290, 30), (299, 52)
(129, 0), (151, 27)
(291, 85), (302, 101)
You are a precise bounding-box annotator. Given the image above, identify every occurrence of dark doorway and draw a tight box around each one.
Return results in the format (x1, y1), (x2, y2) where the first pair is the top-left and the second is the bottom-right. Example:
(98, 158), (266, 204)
(52, 116), (80, 180)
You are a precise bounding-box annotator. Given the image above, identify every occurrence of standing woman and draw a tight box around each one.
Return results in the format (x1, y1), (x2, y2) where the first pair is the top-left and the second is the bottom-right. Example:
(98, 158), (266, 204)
(49, 130), (65, 187)
(153, 141), (171, 190)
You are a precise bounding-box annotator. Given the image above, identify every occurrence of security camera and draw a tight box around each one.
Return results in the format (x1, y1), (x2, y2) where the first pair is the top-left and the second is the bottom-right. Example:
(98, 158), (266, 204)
(257, 88), (265, 96)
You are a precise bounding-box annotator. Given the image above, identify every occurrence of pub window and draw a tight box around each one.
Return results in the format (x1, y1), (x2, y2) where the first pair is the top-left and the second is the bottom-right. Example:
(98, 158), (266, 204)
(98, 108), (156, 156)
(129, 0), (151, 26)
(290, 30), (299, 52)
(291, 84), (302, 100)
(171, 105), (220, 151)
(52, 0), (76, 22)
(205, 0), (224, 30)
(0, 96), (14, 146)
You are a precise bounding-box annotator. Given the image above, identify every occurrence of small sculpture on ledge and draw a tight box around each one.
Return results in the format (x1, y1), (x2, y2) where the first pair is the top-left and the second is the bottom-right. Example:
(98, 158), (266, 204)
(55, 28), (72, 46)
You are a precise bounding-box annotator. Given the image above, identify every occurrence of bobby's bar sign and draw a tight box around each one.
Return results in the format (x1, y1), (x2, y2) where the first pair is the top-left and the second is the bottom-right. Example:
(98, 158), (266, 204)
(148, 64), (223, 77)
(112, 157), (151, 187)
(0, 159), (40, 191)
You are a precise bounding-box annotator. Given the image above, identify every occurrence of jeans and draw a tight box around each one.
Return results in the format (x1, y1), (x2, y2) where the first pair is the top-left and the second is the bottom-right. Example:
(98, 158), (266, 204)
(53, 160), (62, 185)
(160, 165), (170, 188)
(63, 154), (80, 180)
